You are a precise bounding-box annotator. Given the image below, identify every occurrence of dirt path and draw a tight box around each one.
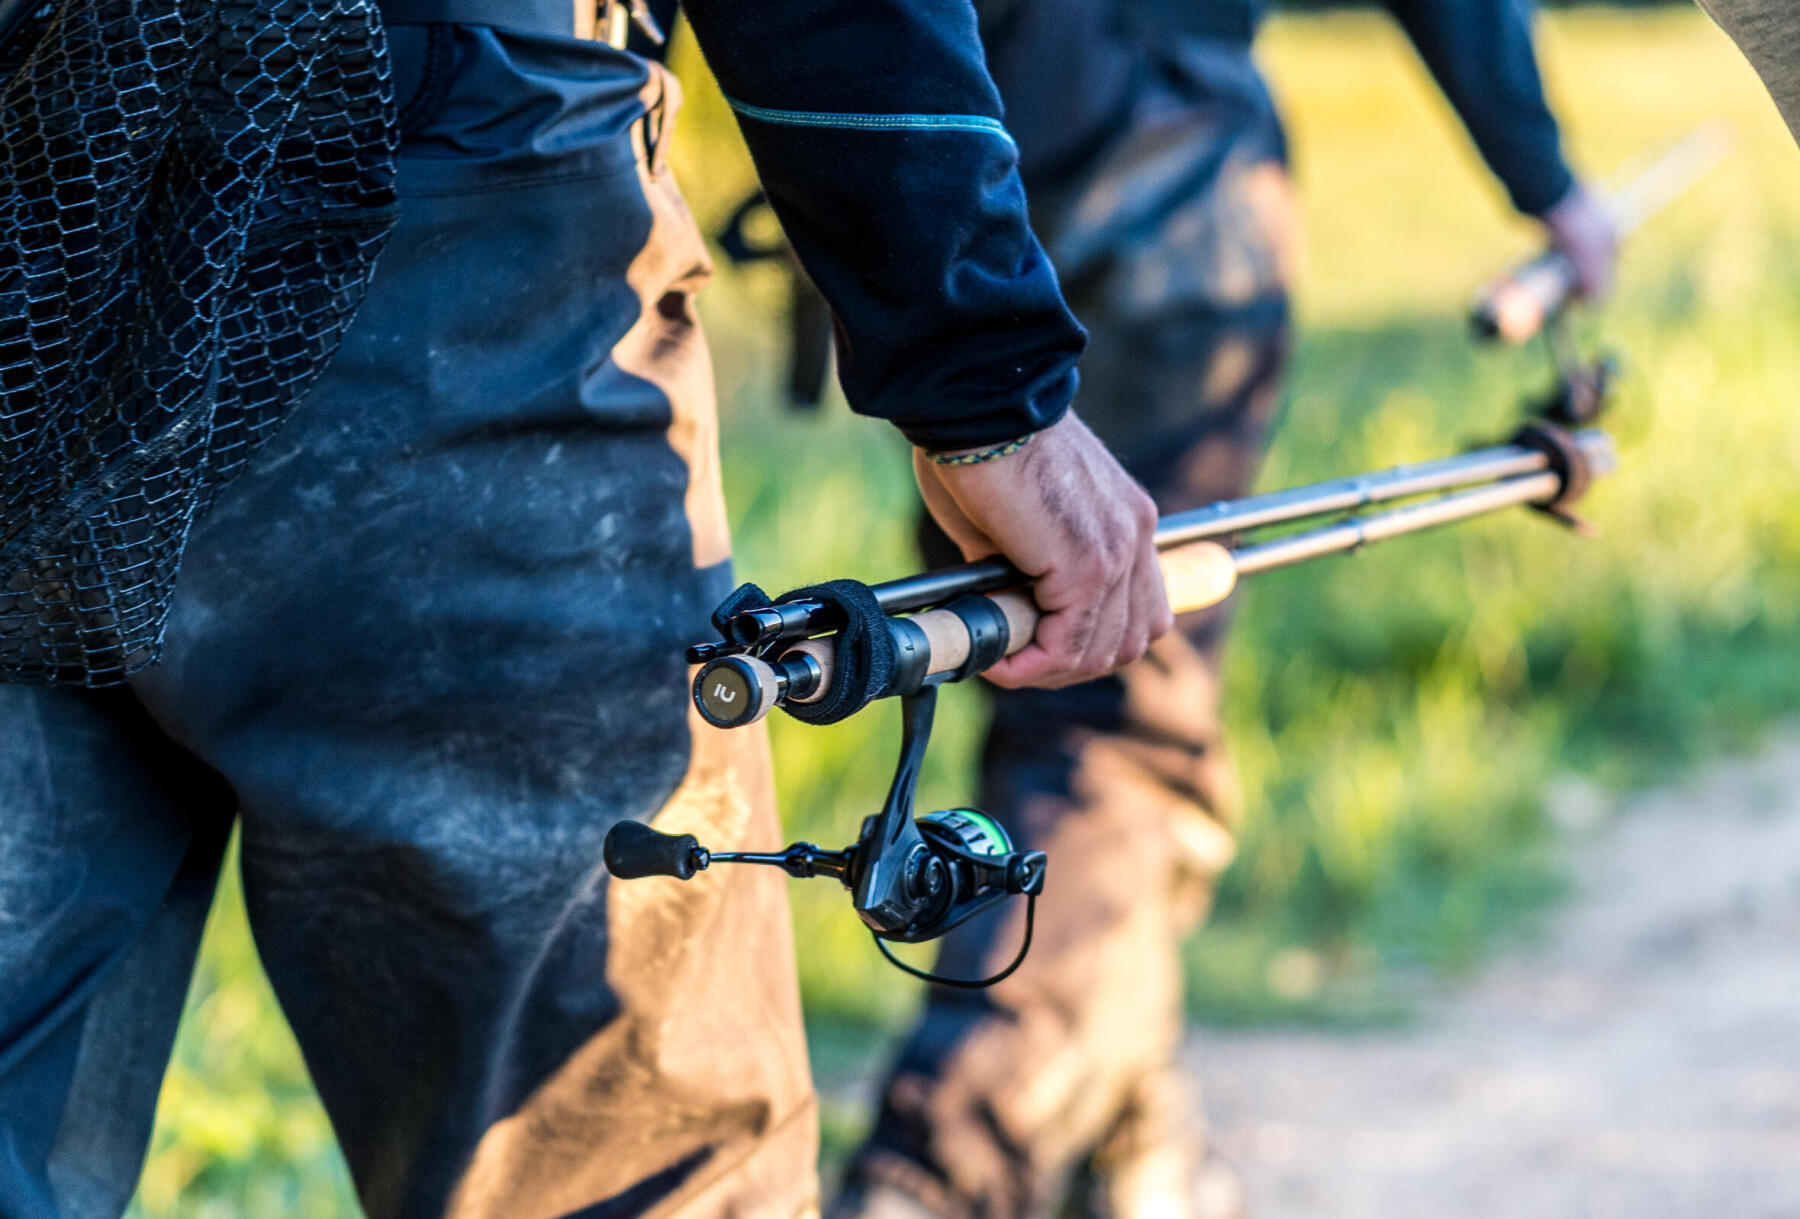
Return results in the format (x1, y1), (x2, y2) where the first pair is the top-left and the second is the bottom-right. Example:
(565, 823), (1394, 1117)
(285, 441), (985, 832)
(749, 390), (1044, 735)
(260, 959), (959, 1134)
(1195, 736), (1800, 1219)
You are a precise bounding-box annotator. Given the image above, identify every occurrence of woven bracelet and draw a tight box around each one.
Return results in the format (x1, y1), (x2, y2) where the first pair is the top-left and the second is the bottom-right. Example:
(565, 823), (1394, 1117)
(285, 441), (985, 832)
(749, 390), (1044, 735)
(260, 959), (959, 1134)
(923, 433), (1035, 467)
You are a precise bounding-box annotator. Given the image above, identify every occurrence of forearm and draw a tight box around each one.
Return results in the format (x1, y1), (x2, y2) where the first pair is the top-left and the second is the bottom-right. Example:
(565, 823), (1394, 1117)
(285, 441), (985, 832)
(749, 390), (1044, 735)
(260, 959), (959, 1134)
(680, 0), (1084, 450)
(1385, 0), (1575, 215)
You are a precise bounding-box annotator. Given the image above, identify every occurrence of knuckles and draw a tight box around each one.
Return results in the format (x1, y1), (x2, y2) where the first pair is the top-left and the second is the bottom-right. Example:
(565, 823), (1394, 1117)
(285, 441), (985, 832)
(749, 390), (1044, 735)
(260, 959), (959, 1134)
(1131, 490), (1159, 538)
(1013, 469), (1163, 688)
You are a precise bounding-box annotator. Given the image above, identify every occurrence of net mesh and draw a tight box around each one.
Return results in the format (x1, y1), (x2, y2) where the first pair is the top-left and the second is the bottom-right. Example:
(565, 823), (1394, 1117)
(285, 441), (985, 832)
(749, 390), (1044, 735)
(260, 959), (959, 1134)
(0, 0), (396, 686)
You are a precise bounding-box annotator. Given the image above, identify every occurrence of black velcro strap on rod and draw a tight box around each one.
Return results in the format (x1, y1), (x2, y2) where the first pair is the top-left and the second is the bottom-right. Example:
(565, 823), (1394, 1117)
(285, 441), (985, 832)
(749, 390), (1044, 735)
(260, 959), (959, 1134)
(775, 579), (894, 726)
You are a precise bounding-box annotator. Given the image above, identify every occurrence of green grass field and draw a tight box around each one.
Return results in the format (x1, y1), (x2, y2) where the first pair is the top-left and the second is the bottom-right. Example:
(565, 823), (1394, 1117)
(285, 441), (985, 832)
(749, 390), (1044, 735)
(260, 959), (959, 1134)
(128, 10), (1800, 1212)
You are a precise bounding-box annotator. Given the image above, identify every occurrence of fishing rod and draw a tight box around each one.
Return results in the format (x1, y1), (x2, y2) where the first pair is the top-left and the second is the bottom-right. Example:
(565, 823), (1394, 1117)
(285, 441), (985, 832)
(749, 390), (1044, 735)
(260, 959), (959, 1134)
(683, 426), (1612, 724)
(604, 417), (1614, 988)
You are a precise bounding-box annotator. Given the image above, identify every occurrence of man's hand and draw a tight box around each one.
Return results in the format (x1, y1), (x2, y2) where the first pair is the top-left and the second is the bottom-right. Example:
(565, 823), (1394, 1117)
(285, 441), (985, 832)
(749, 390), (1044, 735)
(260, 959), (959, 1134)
(1540, 182), (1619, 300)
(914, 412), (1171, 690)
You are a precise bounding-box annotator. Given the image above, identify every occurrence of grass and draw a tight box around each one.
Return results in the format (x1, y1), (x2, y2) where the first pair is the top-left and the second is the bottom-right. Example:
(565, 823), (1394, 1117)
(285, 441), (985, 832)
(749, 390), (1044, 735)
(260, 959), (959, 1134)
(128, 9), (1800, 1212)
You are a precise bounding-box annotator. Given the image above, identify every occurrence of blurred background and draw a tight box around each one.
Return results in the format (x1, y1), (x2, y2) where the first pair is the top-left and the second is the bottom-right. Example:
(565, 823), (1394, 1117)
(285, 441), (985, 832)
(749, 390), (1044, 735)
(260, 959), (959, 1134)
(127, 5), (1800, 1213)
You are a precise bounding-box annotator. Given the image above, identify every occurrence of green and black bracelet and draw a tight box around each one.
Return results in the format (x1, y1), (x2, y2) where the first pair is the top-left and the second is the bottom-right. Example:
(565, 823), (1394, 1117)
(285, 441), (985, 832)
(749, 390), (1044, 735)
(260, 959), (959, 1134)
(923, 432), (1035, 467)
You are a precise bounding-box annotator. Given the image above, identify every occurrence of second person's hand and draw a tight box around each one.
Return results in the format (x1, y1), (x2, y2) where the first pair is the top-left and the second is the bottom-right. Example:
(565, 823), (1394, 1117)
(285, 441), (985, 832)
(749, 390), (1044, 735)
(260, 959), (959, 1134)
(1540, 180), (1620, 300)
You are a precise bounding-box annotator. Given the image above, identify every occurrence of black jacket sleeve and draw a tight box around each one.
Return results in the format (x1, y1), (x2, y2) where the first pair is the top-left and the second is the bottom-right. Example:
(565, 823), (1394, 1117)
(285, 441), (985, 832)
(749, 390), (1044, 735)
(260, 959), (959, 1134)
(1384, 0), (1576, 216)
(679, 0), (1083, 450)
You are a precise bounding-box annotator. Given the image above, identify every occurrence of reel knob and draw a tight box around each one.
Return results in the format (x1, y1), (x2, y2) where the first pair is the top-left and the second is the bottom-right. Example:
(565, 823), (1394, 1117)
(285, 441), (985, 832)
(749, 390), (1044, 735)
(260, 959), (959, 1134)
(694, 654), (780, 728)
(604, 821), (708, 880)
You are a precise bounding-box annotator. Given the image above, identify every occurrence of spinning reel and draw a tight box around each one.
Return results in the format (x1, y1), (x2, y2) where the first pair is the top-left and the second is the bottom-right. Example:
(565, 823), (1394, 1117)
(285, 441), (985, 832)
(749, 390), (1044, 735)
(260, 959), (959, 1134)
(604, 684), (1046, 988)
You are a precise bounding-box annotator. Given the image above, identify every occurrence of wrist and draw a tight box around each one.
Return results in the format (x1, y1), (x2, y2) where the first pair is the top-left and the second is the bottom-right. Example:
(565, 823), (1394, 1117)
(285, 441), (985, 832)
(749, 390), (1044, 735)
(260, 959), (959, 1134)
(920, 432), (1038, 468)
(1515, 165), (1579, 222)
(1535, 180), (1581, 220)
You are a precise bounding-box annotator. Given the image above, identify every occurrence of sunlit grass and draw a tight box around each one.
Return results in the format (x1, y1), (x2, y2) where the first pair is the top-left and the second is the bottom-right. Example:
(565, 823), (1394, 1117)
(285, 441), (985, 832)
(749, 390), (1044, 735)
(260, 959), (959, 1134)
(131, 10), (1800, 1211)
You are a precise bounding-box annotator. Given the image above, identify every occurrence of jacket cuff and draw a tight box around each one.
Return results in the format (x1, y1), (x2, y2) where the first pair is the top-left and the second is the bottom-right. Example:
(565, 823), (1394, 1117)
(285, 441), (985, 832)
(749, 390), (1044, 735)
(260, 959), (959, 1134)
(1510, 159), (1578, 219)
(892, 373), (1075, 453)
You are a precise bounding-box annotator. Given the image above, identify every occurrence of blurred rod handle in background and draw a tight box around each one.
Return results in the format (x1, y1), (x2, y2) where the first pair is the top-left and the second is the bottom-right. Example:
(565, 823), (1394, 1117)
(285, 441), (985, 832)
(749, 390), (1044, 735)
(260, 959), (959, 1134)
(1471, 123), (1733, 343)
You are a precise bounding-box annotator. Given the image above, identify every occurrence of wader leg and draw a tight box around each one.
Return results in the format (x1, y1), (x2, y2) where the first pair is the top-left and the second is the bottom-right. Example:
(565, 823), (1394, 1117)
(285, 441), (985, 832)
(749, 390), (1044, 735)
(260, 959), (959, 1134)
(0, 686), (232, 1219)
(132, 31), (816, 1219)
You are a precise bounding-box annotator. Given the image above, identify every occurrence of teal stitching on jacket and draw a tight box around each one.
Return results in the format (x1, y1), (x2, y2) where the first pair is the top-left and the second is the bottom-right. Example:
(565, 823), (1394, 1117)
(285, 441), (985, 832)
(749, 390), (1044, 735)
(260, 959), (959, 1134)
(724, 96), (1017, 147)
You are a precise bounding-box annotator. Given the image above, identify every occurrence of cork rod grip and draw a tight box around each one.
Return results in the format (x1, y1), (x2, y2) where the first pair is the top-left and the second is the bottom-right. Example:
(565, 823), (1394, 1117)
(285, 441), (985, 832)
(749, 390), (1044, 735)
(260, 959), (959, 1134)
(1159, 538), (1239, 615)
(1471, 250), (1579, 344)
(784, 540), (1238, 702)
(780, 590), (1034, 701)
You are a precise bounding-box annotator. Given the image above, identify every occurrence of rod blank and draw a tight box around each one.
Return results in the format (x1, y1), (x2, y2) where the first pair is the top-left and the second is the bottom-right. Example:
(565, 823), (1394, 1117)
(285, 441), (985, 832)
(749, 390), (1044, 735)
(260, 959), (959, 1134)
(866, 430), (1612, 619)
(1155, 442), (1556, 547)
(1232, 470), (1562, 576)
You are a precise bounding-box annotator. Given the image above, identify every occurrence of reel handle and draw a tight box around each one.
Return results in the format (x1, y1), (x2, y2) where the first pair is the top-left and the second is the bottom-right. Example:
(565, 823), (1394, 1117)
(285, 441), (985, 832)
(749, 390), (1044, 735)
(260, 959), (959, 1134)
(603, 821), (707, 880)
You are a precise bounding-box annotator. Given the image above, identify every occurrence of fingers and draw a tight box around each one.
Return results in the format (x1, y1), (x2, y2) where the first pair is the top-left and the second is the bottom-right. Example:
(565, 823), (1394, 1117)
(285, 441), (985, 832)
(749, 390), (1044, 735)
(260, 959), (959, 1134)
(1568, 235), (1615, 300)
(1122, 527), (1173, 663)
(982, 554), (1120, 690)
(987, 484), (1162, 689)
(987, 563), (1146, 689)
(1072, 560), (1132, 678)
(1123, 488), (1171, 659)
(1079, 494), (1161, 677)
